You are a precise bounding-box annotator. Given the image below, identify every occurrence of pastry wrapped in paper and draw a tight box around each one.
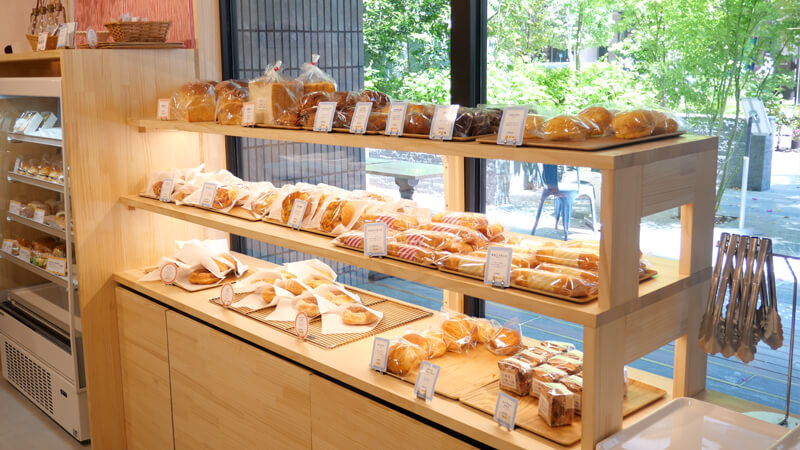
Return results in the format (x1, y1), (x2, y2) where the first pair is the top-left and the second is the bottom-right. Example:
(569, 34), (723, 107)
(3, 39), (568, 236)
(533, 262), (599, 283)
(534, 247), (599, 271)
(510, 268), (597, 298)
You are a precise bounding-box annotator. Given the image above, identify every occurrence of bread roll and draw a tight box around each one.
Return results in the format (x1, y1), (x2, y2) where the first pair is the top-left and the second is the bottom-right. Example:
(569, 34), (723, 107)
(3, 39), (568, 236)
(523, 114), (545, 138)
(578, 106), (613, 136)
(488, 327), (523, 356)
(441, 317), (475, 352)
(320, 200), (356, 232)
(356, 89), (391, 111)
(297, 298), (320, 317)
(387, 342), (426, 376)
(342, 305), (379, 325)
(188, 268), (221, 285)
(543, 115), (592, 142)
(474, 318), (496, 344)
(612, 110), (655, 139)
(650, 110), (679, 134)
(403, 331), (446, 359)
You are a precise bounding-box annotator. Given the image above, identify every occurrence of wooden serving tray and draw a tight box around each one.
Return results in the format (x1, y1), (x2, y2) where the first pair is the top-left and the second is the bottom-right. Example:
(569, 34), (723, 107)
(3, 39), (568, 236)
(460, 379), (666, 446)
(400, 133), (493, 142)
(95, 41), (185, 49)
(254, 123), (304, 130)
(476, 131), (685, 151)
(391, 344), (508, 400)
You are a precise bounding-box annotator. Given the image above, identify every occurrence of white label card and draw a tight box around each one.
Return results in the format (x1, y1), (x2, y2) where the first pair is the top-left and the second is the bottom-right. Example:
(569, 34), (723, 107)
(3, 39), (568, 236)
(255, 97), (268, 112)
(385, 102), (408, 136)
(350, 102), (372, 134)
(19, 247), (31, 262)
(56, 26), (68, 48)
(13, 157), (22, 173)
(370, 337), (390, 372)
(160, 263), (178, 285)
(295, 312), (309, 339)
(484, 246), (513, 288)
(1, 239), (13, 254)
(157, 99), (171, 120)
(414, 361), (440, 402)
(287, 199), (308, 229)
(494, 391), (519, 431)
(37, 33), (48, 51)
(220, 283), (234, 307)
(429, 104), (460, 140)
(363, 222), (387, 257)
(199, 183), (217, 208)
(9, 200), (21, 216)
(33, 208), (46, 224)
(313, 101), (337, 132)
(241, 102), (256, 126)
(159, 179), (174, 202)
(497, 106), (529, 146)
(46, 256), (67, 276)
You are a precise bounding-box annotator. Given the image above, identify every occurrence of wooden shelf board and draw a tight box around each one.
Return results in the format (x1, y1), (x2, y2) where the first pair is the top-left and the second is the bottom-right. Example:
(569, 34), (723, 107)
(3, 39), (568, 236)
(113, 255), (673, 450)
(7, 171), (65, 193)
(0, 50), (62, 64)
(119, 194), (697, 327)
(0, 77), (61, 97)
(0, 249), (69, 288)
(7, 131), (62, 147)
(7, 212), (67, 239)
(129, 118), (716, 170)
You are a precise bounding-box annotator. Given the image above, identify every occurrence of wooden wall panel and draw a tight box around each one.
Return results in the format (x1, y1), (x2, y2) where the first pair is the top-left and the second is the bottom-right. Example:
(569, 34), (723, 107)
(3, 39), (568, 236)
(115, 287), (173, 450)
(60, 49), (209, 448)
(166, 311), (312, 449)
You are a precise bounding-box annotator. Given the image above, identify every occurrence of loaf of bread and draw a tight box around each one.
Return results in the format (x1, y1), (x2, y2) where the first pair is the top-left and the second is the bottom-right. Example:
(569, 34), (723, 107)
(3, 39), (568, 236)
(418, 222), (484, 244)
(534, 247), (599, 271)
(612, 109), (655, 139)
(215, 80), (249, 125)
(523, 113), (545, 138)
(498, 356), (534, 396)
(516, 345), (561, 366)
(387, 341), (426, 377)
(546, 355), (583, 375)
(538, 382), (575, 427)
(488, 326), (523, 356)
(387, 242), (438, 265)
(578, 106), (613, 136)
(248, 79), (303, 125)
(172, 81), (217, 122)
(530, 364), (568, 398)
(356, 89), (391, 111)
(543, 115), (592, 141)
(437, 253), (486, 277)
(533, 262), (599, 283)
(560, 375), (583, 415)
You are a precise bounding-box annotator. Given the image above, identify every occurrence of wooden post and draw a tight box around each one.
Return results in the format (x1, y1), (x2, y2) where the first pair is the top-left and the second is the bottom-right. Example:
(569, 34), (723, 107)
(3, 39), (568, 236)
(443, 155), (466, 312)
(582, 319), (626, 450)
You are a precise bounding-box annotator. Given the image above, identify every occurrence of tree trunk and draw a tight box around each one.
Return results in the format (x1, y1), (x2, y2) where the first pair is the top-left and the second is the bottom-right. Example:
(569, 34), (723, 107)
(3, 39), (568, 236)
(574, 8), (584, 71)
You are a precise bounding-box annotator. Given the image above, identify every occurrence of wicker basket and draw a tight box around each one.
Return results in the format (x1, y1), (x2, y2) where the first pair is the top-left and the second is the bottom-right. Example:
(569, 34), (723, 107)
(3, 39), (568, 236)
(26, 33), (58, 51)
(104, 21), (171, 43)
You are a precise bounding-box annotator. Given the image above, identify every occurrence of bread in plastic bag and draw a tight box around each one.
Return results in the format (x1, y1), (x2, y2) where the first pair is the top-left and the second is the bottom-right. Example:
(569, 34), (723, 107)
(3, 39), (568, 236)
(538, 382), (575, 426)
(297, 54), (337, 95)
(172, 81), (217, 122)
(611, 109), (655, 139)
(356, 89), (391, 111)
(546, 354), (583, 375)
(403, 329), (447, 359)
(440, 311), (477, 353)
(467, 107), (502, 136)
(387, 338), (427, 377)
(418, 222), (485, 245)
(403, 103), (435, 135)
(393, 229), (459, 252)
(534, 246), (599, 271)
(249, 61), (303, 125)
(578, 105), (614, 136)
(498, 356), (534, 396)
(537, 340), (576, 353)
(355, 212), (420, 231)
(517, 345), (561, 366)
(215, 80), (249, 125)
(510, 267), (597, 298)
(542, 115), (592, 142)
(530, 364), (568, 398)
(533, 262), (599, 284)
(560, 375), (583, 415)
(524, 113), (546, 138)
(649, 109), (686, 135)
(437, 253), (486, 277)
(487, 318), (524, 356)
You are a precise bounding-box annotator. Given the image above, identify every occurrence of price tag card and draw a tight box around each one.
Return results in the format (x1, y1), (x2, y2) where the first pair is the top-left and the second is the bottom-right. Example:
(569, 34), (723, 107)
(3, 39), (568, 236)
(414, 361), (440, 402)
(429, 104), (460, 140)
(160, 263), (178, 285)
(255, 97), (268, 113)
(363, 222), (387, 257)
(37, 32), (49, 51)
(484, 246), (513, 288)
(295, 312), (309, 339)
(157, 98), (171, 120)
(1, 239), (14, 254)
(497, 106), (529, 146)
(33, 208), (46, 224)
(370, 337), (390, 372)
(494, 391), (519, 431)
(46, 256), (67, 276)
(159, 179), (174, 202)
(350, 102), (372, 134)
(220, 283), (234, 307)
(56, 26), (68, 49)
(241, 102), (256, 126)
(199, 182), (217, 208)
(8, 200), (22, 216)
(313, 101), (337, 132)
(287, 199), (308, 229)
(13, 157), (22, 173)
(18, 247), (31, 262)
(384, 102), (408, 136)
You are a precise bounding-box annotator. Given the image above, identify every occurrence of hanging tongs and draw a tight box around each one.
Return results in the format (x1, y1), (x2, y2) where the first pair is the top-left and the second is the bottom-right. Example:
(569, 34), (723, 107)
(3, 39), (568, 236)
(699, 233), (730, 353)
(737, 237), (770, 363)
(762, 241), (784, 349)
(719, 235), (750, 358)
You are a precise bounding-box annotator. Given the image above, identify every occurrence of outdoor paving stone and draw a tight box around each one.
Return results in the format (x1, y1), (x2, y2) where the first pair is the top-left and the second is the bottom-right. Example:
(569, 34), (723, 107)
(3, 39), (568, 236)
(628, 358), (674, 379)
(708, 355), (800, 385)
(706, 378), (800, 415)
(485, 302), (542, 325)
(521, 316), (584, 341)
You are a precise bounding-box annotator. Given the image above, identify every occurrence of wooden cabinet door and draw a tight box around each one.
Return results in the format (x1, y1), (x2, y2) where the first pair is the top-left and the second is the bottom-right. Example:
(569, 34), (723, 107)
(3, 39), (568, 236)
(309, 375), (475, 449)
(116, 287), (174, 450)
(166, 311), (312, 449)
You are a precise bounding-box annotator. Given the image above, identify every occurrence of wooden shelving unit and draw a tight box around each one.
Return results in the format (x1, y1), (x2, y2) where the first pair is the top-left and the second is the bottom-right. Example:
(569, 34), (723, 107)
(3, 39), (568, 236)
(125, 119), (718, 449)
(7, 211), (67, 239)
(7, 171), (65, 193)
(7, 131), (62, 147)
(0, 249), (70, 288)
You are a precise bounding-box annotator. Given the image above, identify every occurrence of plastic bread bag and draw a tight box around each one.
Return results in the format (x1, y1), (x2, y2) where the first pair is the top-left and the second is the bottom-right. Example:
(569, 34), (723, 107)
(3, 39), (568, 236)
(297, 90), (333, 127)
(248, 61), (303, 125)
(18, 155), (38, 175)
(546, 354), (583, 375)
(577, 105), (615, 136)
(385, 242), (437, 266)
(530, 364), (569, 398)
(354, 211), (421, 232)
(534, 246), (599, 271)
(403, 103), (435, 135)
(517, 344), (561, 366)
(468, 249), (539, 269)
(392, 229), (459, 252)
(242, 182), (278, 219)
(418, 222), (485, 245)
(144, 168), (180, 198)
(536, 339), (576, 353)
(171, 80), (217, 122)
(311, 197), (369, 235)
(465, 106), (503, 137)
(533, 262), (599, 284)
(450, 107), (475, 138)
(283, 259), (337, 282)
(542, 114), (593, 142)
(497, 356), (534, 396)
(181, 181), (250, 213)
(559, 375), (583, 415)
(402, 328), (447, 359)
(332, 230), (367, 251)
(436, 252), (486, 277)
(276, 183), (322, 227)
(355, 89), (391, 111)
(647, 108), (687, 135)
(214, 80), (249, 125)
(386, 337), (427, 377)
(510, 267), (597, 298)
(367, 110), (387, 132)
(523, 112), (547, 139)
(538, 382), (575, 427)
(262, 183), (298, 220)
(610, 109), (656, 139)
(440, 309), (477, 353)
(332, 106), (355, 129)
(431, 211), (490, 235)
(297, 54), (337, 95)
(487, 317), (524, 356)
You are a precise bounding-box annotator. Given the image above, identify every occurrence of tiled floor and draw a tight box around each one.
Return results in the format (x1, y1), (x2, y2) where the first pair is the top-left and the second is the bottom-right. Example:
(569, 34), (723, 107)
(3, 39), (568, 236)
(0, 380), (90, 449)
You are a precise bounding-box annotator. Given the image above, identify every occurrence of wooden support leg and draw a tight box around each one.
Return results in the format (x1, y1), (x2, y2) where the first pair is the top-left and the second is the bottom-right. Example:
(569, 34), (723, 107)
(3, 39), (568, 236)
(443, 155), (465, 312)
(582, 319), (626, 449)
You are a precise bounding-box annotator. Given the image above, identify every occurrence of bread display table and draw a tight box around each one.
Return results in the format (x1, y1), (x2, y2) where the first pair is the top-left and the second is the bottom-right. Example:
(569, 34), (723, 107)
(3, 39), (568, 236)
(123, 118), (717, 448)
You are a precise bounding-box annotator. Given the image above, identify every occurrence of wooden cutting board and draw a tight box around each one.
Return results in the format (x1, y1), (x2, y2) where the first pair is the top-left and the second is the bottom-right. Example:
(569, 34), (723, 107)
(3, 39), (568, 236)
(392, 344), (510, 400)
(459, 379), (666, 446)
(476, 131), (684, 151)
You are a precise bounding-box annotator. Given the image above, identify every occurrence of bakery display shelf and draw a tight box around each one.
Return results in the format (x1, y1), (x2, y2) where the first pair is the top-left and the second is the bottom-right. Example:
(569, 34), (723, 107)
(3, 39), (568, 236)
(7, 283), (78, 333)
(0, 50), (62, 64)
(114, 264), (674, 450)
(7, 212), (67, 239)
(120, 194), (696, 327)
(476, 131), (685, 151)
(7, 171), (65, 193)
(129, 118), (714, 170)
(6, 131), (62, 147)
(0, 249), (69, 288)
(0, 77), (61, 98)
